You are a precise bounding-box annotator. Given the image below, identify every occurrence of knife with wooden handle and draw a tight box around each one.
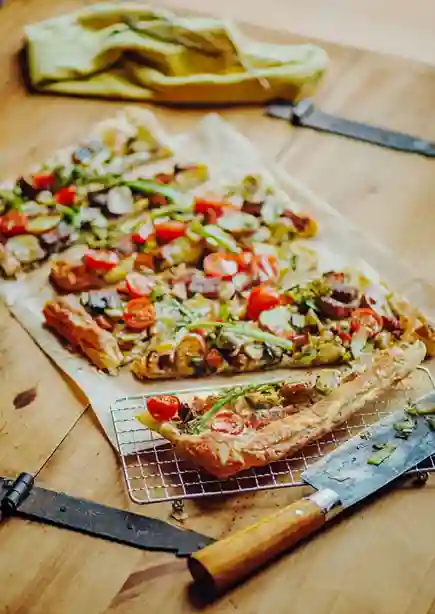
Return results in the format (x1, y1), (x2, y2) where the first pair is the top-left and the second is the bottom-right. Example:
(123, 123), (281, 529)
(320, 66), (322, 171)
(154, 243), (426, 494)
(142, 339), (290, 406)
(188, 391), (435, 594)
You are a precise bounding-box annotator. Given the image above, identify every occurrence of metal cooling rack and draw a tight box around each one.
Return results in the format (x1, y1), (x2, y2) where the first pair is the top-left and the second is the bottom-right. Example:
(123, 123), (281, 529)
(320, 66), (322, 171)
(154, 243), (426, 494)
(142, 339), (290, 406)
(111, 367), (435, 504)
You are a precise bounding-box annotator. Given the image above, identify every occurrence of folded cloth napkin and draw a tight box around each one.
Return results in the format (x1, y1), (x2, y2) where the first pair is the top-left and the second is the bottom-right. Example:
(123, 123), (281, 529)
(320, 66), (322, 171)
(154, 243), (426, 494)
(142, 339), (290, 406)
(24, 3), (328, 104)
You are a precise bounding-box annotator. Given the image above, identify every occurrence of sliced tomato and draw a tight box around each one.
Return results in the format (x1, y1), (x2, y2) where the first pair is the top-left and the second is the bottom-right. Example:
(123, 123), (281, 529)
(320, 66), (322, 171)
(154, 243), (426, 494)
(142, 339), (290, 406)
(126, 272), (154, 298)
(336, 330), (352, 344)
(134, 250), (159, 271)
(203, 253), (238, 280)
(246, 285), (282, 321)
(147, 395), (180, 421)
(236, 252), (279, 283)
(33, 173), (54, 191)
(84, 250), (119, 272)
(124, 297), (155, 330)
(154, 173), (173, 185)
(55, 186), (76, 206)
(194, 198), (227, 218)
(0, 211), (27, 237)
(205, 348), (224, 371)
(95, 315), (114, 331)
(291, 333), (309, 349)
(131, 222), (154, 245)
(351, 308), (383, 337)
(254, 254), (280, 283)
(154, 221), (186, 243)
(236, 251), (254, 272)
(211, 411), (244, 435)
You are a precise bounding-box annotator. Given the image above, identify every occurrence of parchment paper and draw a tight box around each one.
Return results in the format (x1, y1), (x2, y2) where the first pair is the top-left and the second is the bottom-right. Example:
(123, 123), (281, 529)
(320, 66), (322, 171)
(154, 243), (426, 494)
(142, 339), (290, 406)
(3, 114), (435, 447)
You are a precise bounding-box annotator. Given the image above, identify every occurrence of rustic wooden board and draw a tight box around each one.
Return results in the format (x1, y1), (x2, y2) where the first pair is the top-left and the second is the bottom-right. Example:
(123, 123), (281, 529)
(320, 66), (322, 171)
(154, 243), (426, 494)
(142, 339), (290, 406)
(1, 1), (435, 614)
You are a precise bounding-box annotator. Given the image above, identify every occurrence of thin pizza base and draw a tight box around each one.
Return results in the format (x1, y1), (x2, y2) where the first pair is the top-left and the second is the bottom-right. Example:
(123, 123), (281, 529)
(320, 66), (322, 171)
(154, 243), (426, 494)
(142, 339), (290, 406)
(152, 341), (425, 478)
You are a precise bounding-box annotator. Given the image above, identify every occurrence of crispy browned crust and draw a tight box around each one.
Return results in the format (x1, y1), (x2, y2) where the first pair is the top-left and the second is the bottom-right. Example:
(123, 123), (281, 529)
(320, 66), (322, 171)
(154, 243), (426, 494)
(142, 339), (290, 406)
(43, 296), (123, 373)
(50, 260), (103, 293)
(157, 342), (426, 478)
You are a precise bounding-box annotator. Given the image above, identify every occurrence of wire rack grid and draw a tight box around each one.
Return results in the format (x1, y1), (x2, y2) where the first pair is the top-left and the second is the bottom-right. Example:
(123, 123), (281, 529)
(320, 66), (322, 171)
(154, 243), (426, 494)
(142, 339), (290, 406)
(111, 367), (435, 504)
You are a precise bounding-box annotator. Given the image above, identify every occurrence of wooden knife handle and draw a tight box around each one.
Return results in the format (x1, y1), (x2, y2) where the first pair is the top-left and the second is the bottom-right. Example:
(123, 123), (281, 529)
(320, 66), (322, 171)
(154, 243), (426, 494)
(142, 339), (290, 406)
(188, 496), (327, 594)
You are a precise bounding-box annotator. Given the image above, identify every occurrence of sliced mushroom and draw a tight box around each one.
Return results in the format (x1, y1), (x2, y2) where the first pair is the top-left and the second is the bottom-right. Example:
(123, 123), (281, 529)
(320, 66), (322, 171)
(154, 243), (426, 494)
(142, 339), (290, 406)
(6, 235), (45, 264)
(106, 186), (134, 216)
(27, 215), (62, 235)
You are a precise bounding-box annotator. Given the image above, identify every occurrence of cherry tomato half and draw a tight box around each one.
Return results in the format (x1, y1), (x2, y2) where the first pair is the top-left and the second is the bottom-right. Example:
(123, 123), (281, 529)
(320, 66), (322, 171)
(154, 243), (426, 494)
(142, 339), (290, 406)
(246, 285), (282, 321)
(0, 211), (27, 237)
(154, 220), (186, 243)
(211, 411), (244, 435)
(194, 198), (227, 217)
(124, 297), (155, 331)
(203, 253), (238, 280)
(131, 222), (154, 245)
(253, 254), (280, 283)
(83, 250), (120, 272)
(55, 186), (76, 206)
(33, 173), (54, 191)
(126, 272), (154, 299)
(205, 348), (224, 371)
(350, 308), (383, 337)
(147, 395), (180, 421)
(236, 252), (280, 283)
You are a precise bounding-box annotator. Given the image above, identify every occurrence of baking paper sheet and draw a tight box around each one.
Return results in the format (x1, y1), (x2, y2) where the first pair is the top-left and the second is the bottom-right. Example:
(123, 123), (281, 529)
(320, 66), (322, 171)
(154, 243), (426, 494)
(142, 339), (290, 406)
(2, 114), (435, 447)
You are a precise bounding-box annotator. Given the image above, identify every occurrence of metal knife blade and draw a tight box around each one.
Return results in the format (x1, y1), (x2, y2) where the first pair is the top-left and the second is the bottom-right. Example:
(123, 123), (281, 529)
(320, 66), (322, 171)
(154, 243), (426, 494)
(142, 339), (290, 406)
(266, 99), (435, 157)
(302, 391), (435, 508)
(0, 476), (213, 557)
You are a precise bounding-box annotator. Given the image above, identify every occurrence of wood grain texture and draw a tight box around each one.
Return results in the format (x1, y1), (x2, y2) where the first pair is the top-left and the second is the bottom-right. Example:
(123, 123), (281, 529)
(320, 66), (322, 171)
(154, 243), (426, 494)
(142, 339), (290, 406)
(1, 0), (435, 613)
(189, 497), (326, 594)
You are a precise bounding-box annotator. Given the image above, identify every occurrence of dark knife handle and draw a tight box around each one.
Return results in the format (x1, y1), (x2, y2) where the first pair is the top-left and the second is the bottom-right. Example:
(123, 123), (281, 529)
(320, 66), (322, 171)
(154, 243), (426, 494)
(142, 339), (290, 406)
(296, 108), (435, 156)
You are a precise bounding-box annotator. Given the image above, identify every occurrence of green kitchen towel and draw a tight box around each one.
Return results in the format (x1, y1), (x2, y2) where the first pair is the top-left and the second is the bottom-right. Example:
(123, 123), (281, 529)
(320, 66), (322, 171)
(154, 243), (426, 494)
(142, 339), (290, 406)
(24, 3), (328, 104)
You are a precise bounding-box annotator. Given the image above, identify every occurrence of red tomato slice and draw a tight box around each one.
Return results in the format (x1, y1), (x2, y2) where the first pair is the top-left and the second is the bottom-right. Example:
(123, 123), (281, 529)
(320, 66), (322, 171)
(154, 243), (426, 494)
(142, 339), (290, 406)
(236, 251), (254, 272)
(211, 411), (244, 435)
(83, 250), (119, 272)
(203, 253), (238, 280)
(55, 186), (76, 206)
(351, 308), (383, 337)
(254, 254), (280, 283)
(154, 221), (186, 243)
(0, 211), (27, 237)
(205, 348), (224, 371)
(194, 198), (227, 217)
(131, 222), (154, 245)
(246, 285), (282, 321)
(147, 395), (180, 421)
(33, 173), (54, 191)
(126, 272), (154, 298)
(124, 297), (155, 330)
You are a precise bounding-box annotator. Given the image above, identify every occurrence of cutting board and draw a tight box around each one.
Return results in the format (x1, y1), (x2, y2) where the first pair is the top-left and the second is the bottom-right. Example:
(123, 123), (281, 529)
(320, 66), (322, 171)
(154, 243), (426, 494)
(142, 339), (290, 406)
(1, 3), (435, 614)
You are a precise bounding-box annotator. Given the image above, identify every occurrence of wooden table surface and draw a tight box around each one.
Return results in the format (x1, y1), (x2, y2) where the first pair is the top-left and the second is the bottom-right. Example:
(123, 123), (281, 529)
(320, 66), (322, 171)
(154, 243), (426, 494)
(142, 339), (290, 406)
(2, 2), (435, 614)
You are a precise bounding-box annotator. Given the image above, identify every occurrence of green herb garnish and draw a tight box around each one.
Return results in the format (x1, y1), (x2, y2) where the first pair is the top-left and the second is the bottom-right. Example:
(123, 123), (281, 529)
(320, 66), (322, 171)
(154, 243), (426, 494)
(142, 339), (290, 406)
(124, 179), (179, 204)
(186, 321), (294, 350)
(393, 416), (416, 440)
(187, 382), (278, 434)
(406, 403), (435, 416)
(367, 443), (396, 466)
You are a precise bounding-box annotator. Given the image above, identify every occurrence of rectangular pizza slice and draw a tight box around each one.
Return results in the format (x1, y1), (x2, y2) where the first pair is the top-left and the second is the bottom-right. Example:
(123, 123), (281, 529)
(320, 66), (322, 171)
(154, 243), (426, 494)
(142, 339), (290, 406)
(136, 341), (426, 478)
